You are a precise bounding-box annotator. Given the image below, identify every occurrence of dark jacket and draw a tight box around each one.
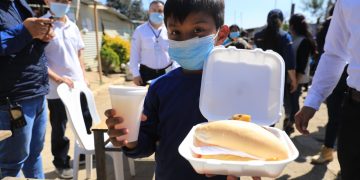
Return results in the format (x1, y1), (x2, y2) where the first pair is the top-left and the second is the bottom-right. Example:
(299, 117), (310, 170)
(0, 0), (48, 102)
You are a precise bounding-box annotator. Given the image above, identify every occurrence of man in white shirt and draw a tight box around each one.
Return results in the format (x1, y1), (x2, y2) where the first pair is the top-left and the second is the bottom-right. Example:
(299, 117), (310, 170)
(295, 0), (360, 179)
(43, 0), (89, 178)
(129, 0), (172, 86)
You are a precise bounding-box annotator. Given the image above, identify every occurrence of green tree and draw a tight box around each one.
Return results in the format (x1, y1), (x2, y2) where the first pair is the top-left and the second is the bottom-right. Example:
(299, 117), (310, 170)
(302, 0), (325, 23)
(127, 0), (146, 20)
(106, 0), (130, 14)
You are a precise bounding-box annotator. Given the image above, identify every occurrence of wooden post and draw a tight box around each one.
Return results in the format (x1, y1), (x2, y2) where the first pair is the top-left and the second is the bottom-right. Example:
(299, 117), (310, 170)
(93, 0), (103, 84)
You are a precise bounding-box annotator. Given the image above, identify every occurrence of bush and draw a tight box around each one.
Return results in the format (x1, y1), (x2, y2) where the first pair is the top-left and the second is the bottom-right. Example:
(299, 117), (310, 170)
(100, 45), (120, 75)
(100, 34), (131, 74)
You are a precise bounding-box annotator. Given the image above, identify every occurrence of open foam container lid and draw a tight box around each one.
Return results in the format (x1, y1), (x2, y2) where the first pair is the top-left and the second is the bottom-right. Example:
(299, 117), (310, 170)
(200, 47), (285, 126)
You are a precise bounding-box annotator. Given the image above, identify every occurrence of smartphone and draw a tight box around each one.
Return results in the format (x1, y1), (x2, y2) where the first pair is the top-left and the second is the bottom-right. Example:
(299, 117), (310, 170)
(8, 101), (27, 131)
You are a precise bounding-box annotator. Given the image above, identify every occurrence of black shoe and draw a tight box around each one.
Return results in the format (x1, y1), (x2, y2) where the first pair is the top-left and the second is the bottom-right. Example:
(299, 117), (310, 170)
(283, 118), (295, 135)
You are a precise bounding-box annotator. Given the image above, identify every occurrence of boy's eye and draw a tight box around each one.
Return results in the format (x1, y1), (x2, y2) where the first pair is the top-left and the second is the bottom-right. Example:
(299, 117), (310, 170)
(194, 28), (204, 33)
(170, 30), (179, 36)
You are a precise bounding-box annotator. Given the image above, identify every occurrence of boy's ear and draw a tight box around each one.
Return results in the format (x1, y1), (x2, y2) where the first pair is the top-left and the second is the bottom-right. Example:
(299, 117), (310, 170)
(215, 25), (230, 46)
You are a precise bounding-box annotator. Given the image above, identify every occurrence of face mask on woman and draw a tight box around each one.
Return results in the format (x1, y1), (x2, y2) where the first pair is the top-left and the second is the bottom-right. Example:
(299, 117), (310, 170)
(168, 34), (216, 70)
(50, 2), (70, 18)
(229, 31), (240, 39)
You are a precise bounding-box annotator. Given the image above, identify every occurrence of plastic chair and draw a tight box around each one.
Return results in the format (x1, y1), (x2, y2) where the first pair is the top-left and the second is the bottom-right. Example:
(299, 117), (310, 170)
(57, 82), (135, 180)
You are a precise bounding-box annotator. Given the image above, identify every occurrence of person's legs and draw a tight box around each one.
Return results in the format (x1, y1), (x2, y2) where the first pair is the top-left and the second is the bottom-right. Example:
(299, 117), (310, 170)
(338, 93), (360, 179)
(0, 96), (46, 179)
(324, 91), (343, 148)
(80, 93), (93, 134)
(283, 85), (301, 135)
(22, 96), (47, 178)
(47, 99), (71, 169)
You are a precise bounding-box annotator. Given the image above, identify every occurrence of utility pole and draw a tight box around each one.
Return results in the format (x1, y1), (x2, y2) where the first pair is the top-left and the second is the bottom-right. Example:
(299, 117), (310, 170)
(93, 0), (103, 84)
(291, 3), (295, 16)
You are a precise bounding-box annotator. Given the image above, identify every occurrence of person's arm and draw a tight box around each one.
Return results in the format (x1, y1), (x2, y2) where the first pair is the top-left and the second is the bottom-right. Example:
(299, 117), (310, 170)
(283, 33), (298, 92)
(76, 27), (87, 84)
(48, 68), (74, 88)
(129, 28), (142, 78)
(296, 39), (312, 80)
(122, 86), (159, 158)
(304, 0), (349, 110)
(0, 24), (33, 56)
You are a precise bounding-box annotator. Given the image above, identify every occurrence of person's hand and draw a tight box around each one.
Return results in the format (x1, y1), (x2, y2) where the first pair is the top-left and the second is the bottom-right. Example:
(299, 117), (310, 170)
(61, 77), (74, 88)
(215, 25), (230, 46)
(40, 25), (55, 42)
(23, 18), (53, 39)
(295, 106), (316, 135)
(133, 76), (143, 86)
(289, 80), (298, 93)
(105, 109), (148, 149)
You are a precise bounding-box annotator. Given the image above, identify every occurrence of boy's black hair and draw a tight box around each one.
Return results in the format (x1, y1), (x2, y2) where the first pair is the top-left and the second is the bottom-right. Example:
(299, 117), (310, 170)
(164, 0), (224, 29)
(150, 0), (165, 7)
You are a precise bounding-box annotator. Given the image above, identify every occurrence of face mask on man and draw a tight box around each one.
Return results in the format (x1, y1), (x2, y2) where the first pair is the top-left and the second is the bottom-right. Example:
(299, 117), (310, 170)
(50, 2), (70, 18)
(168, 34), (216, 70)
(149, 12), (164, 25)
(229, 31), (240, 39)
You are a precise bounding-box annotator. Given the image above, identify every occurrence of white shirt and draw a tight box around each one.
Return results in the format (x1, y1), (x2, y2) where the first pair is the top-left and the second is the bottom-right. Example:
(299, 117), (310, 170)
(42, 12), (85, 99)
(129, 22), (171, 77)
(304, 0), (360, 110)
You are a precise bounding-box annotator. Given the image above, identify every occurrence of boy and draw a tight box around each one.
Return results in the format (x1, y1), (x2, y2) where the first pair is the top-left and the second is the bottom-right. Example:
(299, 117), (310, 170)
(42, 0), (89, 178)
(106, 0), (229, 179)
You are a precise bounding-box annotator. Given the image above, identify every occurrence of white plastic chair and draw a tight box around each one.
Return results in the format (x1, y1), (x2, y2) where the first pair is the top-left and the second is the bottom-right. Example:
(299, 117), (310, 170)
(57, 82), (135, 180)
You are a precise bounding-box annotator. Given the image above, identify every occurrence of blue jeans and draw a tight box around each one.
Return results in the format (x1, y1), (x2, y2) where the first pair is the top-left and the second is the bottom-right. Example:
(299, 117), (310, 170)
(0, 96), (47, 179)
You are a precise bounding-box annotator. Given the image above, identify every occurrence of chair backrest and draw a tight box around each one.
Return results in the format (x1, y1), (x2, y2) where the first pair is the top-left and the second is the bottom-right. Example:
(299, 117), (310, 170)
(57, 82), (99, 150)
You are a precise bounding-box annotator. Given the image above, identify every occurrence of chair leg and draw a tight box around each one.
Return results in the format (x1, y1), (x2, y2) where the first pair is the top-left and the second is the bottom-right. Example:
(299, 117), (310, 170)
(128, 158), (136, 176)
(109, 151), (124, 180)
(85, 154), (93, 179)
(73, 145), (80, 180)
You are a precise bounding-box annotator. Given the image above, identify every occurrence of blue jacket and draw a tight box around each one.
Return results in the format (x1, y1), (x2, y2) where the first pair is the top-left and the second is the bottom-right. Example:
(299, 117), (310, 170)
(0, 0), (48, 101)
(123, 68), (226, 180)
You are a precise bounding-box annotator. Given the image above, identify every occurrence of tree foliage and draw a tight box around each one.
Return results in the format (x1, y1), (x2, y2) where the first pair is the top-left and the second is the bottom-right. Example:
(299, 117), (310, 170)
(106, 0), (147, 21)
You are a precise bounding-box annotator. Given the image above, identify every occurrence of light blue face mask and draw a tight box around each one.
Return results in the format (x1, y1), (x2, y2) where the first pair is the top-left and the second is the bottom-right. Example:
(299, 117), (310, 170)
(169, 34), (215, 70)
(229, 31), (240, 39)
(50, 2), (70, 18)
(149, 12), (164, 25)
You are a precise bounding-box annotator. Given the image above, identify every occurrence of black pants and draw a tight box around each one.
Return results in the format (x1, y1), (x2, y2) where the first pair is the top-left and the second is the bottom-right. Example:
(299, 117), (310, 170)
(139, 64), (166, 86)
(338, 90), (360, 179)
(47, 93), (92, 169)
(324, 66), (348, 148)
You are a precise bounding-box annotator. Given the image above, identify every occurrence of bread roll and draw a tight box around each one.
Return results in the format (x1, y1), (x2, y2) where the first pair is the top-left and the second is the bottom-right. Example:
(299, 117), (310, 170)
(194, 120), (288, 161)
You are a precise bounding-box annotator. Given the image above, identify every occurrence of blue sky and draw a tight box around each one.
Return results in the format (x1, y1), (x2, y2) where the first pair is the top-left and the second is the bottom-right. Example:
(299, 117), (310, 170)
(100, 0), (331, 29)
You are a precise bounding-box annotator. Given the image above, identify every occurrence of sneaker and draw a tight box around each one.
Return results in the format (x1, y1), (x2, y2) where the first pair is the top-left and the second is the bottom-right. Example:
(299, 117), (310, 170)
(55, 168), (73, 179)
(311, 146), (334, 164)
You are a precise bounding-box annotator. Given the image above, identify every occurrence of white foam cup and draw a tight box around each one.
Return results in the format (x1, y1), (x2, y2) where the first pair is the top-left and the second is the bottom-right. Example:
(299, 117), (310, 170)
(108, 85), (147, 142)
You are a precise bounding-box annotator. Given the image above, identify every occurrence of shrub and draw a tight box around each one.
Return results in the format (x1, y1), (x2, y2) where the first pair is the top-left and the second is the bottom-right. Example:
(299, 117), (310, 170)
(100, 45), (120, 75)
(100, 34), (131, 74)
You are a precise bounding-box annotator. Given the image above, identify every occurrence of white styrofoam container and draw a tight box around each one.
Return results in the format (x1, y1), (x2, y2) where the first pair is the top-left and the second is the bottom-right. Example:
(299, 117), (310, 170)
(179, 124), (299, 177)
(178, 47), (299, 177)
(200, 47), (285, 125)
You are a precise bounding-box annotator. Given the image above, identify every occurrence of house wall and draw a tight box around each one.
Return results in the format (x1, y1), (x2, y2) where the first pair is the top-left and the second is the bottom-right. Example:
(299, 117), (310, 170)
(78, 3), (133, 70)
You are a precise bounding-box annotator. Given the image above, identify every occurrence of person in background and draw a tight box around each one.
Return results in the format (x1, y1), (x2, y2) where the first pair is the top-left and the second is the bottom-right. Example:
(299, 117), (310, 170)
(283, 14), (317, 135)
(310, 5), (348, 165)
(295, 0), (360, 179)
(222, 24), (251, 49)
(254, 9), (297, 128)
(129, 0), (172, 86)
(0, 0), (54, 178)
(42, 0), (91, 178)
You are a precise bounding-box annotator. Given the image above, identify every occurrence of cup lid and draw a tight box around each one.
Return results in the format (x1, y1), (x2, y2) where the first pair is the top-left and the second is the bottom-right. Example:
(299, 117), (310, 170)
(199, 47), (285, 126)
(109, 85), (147, 95)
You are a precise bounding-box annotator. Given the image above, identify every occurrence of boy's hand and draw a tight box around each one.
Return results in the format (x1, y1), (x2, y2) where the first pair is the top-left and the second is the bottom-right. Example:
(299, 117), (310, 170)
(215, 25), (230, 46)
(105, 109), (136, 148)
